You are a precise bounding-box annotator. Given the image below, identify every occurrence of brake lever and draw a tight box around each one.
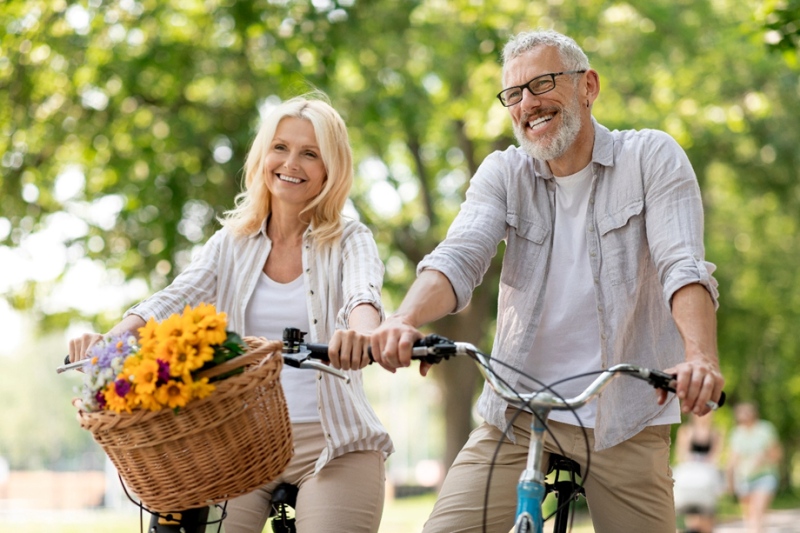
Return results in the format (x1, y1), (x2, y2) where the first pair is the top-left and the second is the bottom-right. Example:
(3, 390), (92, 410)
(283, 349), (350, 384)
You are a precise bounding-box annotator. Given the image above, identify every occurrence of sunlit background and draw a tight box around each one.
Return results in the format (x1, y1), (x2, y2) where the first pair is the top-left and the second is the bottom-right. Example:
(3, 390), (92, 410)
(2, 0), (800, 531)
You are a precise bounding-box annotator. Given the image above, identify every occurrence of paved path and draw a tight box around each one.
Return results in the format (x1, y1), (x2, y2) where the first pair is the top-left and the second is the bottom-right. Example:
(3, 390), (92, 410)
(714, 509), (800, 532)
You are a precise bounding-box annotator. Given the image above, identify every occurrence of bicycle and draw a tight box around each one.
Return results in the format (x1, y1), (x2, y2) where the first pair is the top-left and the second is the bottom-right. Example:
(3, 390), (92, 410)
(57, 327), (347, 533)
(401, 334), (726, 533)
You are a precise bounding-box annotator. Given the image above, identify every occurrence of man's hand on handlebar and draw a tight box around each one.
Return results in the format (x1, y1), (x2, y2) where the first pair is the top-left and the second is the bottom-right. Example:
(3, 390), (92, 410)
(659, 359), (725, 416)
(370, 315), (431, 376)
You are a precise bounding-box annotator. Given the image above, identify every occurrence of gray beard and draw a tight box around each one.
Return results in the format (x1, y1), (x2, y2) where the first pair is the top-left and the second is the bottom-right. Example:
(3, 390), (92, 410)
(514, 99), (582, 161)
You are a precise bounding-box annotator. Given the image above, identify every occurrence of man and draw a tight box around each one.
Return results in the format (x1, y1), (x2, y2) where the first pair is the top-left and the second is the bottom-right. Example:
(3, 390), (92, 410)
(371, 29), (724, 532)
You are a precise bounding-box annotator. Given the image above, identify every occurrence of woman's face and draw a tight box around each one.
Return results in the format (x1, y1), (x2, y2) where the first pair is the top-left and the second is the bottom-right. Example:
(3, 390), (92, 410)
(263, 116), (327, 210)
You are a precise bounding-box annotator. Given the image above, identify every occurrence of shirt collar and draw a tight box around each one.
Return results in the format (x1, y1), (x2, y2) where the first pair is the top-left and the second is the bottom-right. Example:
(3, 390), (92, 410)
(249, 217), (314, 241)
(532, 117), (614, 178)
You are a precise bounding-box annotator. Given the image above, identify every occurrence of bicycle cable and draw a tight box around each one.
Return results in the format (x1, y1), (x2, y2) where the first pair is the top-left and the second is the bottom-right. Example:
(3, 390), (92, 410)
(470, 348), (618, 532)
(467, 347), (588, 533)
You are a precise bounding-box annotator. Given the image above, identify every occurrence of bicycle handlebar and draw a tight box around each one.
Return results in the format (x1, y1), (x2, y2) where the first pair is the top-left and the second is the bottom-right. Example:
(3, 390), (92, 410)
(406, 335), (726, 412)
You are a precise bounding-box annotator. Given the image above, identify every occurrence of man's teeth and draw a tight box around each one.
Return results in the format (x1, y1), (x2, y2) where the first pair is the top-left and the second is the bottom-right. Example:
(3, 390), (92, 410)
(278, 174), (303, 183)
(529, 115), (554, 129)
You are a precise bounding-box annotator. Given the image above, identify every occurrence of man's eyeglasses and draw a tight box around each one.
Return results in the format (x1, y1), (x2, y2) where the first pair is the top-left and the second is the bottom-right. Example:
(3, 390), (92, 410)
(497, 70), (587, 107)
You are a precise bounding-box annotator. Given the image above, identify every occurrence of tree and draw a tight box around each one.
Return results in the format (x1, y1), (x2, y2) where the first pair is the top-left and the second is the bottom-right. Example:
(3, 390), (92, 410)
(3, 0), (800, 481)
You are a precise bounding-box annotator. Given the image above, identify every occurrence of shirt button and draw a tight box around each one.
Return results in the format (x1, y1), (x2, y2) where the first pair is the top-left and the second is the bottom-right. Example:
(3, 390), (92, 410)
(590, 252), (597, 257)
(588, 226), (594, 232)
(313, 318), (318, 324)
(309, 290), (314, 295)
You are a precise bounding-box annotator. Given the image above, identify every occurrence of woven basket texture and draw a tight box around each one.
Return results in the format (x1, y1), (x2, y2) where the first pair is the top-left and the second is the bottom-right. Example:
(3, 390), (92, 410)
(76, 337), (293, 512)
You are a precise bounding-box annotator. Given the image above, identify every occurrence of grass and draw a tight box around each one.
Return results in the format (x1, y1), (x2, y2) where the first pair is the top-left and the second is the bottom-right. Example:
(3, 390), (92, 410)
(0, 493), (436, 533)
(7, 491), (798, 532)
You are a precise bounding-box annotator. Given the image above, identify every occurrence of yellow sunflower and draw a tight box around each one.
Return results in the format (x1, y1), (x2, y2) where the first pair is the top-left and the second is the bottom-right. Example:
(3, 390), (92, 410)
(132, 358), (160, 395)
(155, 380), (191, 409)
(136, 317), (159, 356)
(197, 312), (227, 346)
(190, 377), (216, 401)
(104, 384), (133, 414)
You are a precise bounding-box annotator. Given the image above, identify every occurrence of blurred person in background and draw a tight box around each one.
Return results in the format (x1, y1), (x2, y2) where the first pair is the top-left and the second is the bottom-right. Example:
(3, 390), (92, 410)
(727, 402), (782, 533)
(673, 413), (724, 533)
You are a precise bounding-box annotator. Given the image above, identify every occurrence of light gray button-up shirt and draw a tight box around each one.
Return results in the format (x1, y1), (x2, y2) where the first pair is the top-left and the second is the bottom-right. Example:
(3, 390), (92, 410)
(126, 217), (394, 470)
(418, 119), (718, 450)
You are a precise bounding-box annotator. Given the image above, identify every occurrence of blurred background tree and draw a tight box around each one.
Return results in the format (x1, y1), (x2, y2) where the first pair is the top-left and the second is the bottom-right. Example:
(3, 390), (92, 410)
(2, 0), (799, 487)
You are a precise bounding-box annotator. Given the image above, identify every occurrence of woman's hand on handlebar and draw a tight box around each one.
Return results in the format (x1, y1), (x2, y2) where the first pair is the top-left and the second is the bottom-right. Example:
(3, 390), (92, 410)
(370, 315), (430, 376)
(327, 329), (372, 371)
(68, 332), (104, 363)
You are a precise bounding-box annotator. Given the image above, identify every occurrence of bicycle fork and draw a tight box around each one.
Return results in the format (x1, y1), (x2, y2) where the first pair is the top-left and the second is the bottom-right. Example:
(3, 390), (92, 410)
(513, 406), (551, 533)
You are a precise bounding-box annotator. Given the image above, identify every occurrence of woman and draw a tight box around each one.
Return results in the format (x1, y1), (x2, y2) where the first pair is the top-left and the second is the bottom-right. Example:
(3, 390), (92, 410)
(68, 94), (393, 533)
(727, 402), (782, 533)
(673, 413), (724, 533)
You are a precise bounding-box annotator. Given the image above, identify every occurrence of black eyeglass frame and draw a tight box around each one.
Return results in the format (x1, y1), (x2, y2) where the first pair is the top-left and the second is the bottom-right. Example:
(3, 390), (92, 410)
(497, 70), (587, 107)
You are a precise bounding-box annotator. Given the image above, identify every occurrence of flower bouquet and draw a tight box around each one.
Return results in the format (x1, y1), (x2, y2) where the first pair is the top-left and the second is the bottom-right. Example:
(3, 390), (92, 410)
(74, 303), (294, 512)
(80, 303), (247, 414)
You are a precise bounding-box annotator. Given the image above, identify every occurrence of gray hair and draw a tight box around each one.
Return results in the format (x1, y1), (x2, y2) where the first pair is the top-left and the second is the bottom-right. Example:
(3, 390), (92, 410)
(502, 29), (590, 71)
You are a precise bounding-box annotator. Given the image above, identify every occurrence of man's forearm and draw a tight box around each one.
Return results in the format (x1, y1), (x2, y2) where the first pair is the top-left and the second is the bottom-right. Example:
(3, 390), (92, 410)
(391, 269), (457, 327)
(671, 283), (718, 363)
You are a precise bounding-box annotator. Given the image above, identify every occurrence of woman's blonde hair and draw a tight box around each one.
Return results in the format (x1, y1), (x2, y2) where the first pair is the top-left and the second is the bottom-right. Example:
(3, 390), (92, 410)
(219, 93), (353, 245)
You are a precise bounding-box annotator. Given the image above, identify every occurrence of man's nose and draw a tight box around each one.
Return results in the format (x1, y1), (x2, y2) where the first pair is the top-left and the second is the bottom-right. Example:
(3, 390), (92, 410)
(519, 86), (543, 109)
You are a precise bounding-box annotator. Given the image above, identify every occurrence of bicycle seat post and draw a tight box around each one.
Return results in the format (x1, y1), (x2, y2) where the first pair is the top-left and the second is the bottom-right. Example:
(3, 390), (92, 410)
(513, 405), (551, 533)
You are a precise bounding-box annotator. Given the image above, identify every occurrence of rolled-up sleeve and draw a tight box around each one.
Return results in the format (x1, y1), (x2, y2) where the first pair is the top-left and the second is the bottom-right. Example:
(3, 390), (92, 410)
(417, 154), (510, 312)
(641, 131), (719, 310)
(337, 223), (385, 327)
(125, 230), (223, 321)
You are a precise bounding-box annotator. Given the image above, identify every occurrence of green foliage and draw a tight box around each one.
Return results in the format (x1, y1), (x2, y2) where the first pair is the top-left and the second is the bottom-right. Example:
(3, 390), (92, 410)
(2, 0), (800, 472)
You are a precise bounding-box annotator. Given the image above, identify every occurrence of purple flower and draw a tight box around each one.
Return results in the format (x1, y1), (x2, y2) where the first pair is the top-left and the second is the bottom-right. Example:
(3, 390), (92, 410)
(114, 378), (131, 397)
(95, 390), (107, 409)
(91, 333), (136, 370)
(157, 359), (170, 384)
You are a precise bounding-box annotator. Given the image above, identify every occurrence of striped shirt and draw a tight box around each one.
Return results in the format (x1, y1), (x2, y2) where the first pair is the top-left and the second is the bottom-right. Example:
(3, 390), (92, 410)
(419, 118), (719, 450)
(126, 217), (394, 472)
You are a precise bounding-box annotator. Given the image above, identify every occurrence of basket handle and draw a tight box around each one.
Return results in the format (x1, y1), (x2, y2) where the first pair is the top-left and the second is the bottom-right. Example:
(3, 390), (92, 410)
(196, 337), (283, 380)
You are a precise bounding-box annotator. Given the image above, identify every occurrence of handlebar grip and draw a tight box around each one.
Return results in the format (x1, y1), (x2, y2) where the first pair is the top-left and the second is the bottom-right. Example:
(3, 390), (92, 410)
(303, 343), (331, 361)
(717, 391), (727, 408)
(302, 343), (377, 363)
(647, 369), (726, 409)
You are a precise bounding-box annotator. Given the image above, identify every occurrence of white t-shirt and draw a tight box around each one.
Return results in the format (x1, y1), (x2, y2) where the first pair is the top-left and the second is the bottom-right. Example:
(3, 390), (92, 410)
(244, 272), (321, 423)
(519, 164), (603, 426)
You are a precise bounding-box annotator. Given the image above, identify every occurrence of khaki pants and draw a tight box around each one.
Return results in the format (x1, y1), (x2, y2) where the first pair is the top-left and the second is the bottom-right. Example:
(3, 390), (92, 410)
(423, 411), (675, 533)
(224, 422), (385, 533)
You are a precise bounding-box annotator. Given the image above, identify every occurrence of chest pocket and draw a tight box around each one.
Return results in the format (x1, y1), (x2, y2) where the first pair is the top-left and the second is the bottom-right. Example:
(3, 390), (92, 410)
(500, 213), (548, 289)
(597, 199), (647, 286)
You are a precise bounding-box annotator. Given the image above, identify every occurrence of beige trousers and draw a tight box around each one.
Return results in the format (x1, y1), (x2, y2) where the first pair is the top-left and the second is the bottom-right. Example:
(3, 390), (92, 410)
(423, 411), (675, 533)
(224, 422), (385, 533)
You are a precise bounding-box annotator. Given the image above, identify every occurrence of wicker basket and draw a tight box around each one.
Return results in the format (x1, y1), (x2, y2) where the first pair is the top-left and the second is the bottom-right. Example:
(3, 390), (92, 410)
(76, 337), (293, 512)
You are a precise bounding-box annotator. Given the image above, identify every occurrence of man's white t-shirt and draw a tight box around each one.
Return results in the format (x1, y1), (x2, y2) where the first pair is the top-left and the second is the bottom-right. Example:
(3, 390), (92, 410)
(519, 163), (603, 426)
